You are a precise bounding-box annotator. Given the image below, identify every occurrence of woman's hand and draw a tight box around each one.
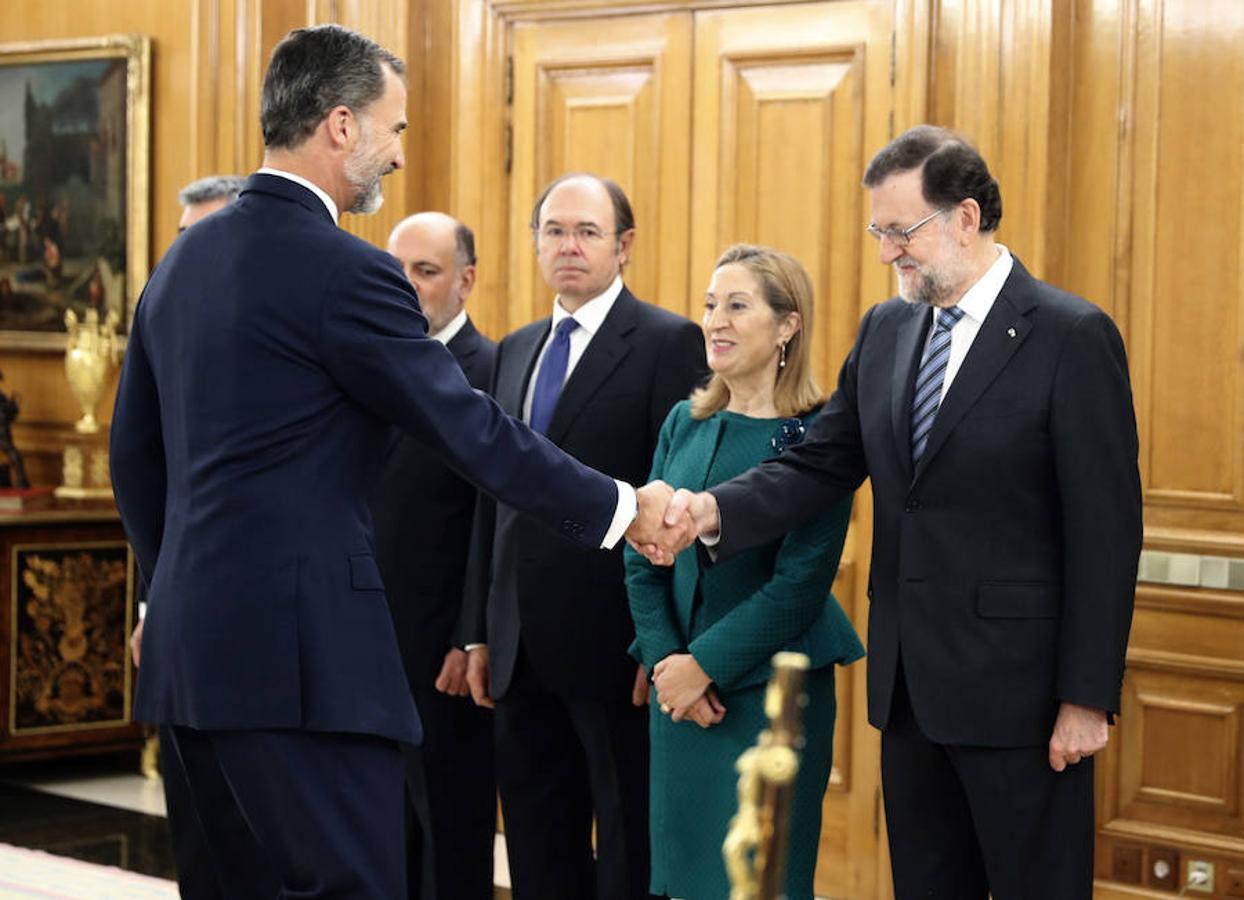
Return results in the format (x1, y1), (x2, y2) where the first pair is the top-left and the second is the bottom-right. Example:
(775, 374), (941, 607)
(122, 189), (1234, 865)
(653, 653), (713, 716)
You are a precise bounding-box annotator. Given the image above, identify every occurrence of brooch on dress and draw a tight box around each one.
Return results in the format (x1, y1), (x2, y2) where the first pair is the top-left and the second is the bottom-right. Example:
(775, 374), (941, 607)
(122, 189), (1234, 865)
(770, 417), (806, 454)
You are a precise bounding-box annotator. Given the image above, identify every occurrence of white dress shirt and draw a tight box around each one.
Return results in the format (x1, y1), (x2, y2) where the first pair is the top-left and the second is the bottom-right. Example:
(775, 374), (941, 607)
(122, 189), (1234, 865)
(922, 244), (1013, 401)
(430, 308), (468, 345)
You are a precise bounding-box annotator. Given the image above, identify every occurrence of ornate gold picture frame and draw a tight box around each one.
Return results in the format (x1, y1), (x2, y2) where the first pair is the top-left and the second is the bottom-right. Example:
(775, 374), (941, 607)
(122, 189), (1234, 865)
(0, 35), (150, 350)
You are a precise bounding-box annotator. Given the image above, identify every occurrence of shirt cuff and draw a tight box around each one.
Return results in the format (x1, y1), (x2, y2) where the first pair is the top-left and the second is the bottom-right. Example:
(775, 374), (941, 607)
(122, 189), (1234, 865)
(601, 480), (637, 549)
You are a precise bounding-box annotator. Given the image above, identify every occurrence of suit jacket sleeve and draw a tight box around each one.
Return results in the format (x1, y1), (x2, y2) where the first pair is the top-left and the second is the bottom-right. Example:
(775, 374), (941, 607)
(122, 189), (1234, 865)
(625, 405), (686, 670)
(690, 497), (853, 691)
(1050, 309), (1141, 713)
(710, 306), (875, 561)
(318, 252), (617, 547)
(109, 306), (168, 588)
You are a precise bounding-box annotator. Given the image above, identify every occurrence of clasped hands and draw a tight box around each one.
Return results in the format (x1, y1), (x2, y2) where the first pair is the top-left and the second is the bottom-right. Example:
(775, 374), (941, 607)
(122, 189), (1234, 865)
(625, 481), (720, 566)
(653, 653), (726, 729)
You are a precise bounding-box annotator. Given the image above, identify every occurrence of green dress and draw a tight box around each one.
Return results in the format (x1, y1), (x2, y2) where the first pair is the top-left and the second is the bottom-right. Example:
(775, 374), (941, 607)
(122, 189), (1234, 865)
(626, 400), (865, 900)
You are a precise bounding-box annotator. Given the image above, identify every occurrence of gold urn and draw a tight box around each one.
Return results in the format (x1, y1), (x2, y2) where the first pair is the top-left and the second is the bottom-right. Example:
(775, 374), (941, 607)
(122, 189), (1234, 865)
(56, 308), (121, 500)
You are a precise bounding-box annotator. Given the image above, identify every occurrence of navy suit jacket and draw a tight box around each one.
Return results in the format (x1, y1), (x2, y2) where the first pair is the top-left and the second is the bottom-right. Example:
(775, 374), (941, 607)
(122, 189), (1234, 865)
(370, 317), (496, 686)
(460, 287), (706, 701)
(110, 174), (617, 744)
(712, 258), (1142, 747)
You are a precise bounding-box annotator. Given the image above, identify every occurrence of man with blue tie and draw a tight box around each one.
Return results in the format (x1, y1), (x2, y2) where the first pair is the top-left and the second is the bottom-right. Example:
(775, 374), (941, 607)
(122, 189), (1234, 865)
(110, 27), (683, 899)
(653, 126), (1142, 899)
(461, 173), (706, 899)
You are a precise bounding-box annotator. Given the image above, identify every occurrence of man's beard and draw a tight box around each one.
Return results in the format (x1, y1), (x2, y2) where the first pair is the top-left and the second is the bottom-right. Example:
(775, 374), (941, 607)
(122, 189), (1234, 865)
(344, 132), (388, 215)
(895, 247), (970, 307)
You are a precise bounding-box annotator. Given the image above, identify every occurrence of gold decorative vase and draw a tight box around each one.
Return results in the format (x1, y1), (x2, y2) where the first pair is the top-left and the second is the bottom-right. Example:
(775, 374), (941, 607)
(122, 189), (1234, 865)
(56, 309), (121, 500)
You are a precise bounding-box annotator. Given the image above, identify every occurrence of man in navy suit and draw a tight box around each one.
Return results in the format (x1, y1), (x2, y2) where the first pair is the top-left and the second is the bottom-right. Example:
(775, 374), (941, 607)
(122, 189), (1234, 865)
(111, 26), (682, 898)
(461, 174), (706, 899)
(650, 126), (1142, 898)
(370, 212), (497, 899)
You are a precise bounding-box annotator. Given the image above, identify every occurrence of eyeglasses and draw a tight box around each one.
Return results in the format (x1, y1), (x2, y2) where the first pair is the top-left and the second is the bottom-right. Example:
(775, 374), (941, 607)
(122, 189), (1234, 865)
(534, 224), (618, 246)
(865, 208), (950, 247)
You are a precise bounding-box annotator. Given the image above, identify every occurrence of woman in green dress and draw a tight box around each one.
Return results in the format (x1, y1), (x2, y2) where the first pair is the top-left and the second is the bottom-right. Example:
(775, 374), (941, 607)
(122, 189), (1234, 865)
(626, 244), (864, 899)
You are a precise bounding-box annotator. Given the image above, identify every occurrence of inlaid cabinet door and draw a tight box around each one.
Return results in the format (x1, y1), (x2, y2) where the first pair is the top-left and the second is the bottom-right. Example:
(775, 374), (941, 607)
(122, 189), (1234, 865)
(508, 12), (693, 328)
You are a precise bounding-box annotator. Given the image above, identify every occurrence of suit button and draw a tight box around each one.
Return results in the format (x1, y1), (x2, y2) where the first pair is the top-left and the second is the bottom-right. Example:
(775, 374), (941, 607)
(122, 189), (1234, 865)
(905, 500), (921, 512)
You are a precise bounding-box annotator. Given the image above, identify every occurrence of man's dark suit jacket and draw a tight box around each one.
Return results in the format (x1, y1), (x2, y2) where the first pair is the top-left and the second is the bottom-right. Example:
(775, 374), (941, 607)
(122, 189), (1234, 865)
(371, 318), (496, 686)
(110, 174), (618, 746)
(712, 258), (1142, 747)
(462, 286), (706, 701)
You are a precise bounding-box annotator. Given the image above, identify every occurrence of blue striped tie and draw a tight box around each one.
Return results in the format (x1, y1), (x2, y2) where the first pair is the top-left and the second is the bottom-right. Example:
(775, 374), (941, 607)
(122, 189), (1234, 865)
(910, 306), (965, 465)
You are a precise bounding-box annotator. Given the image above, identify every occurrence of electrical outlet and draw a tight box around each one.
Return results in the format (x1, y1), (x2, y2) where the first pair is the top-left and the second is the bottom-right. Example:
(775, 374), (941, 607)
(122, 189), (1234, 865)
(1186, 859), (1215, 894)
(1112, 844), (1143, 884)
(1149, 847), (1179, 890)
(1223, 867), (1244, 898)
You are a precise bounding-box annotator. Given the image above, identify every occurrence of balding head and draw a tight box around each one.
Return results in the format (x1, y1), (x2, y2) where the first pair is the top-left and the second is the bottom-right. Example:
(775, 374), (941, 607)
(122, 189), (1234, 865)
(387, 212), (477, 335)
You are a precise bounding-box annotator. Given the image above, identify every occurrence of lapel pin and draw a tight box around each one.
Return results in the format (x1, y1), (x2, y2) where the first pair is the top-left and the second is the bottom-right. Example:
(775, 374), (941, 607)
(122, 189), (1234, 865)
(1007, 327), (1017, 338)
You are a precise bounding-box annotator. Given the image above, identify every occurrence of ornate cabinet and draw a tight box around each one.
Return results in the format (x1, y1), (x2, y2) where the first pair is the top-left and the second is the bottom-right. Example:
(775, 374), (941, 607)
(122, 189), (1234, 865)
(0, 505), (142, 761)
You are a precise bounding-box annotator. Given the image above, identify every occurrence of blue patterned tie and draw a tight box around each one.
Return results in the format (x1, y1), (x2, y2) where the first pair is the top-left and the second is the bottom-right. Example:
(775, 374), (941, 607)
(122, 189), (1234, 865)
(529, 317), (579, 434)
(910, 306), (965, 465)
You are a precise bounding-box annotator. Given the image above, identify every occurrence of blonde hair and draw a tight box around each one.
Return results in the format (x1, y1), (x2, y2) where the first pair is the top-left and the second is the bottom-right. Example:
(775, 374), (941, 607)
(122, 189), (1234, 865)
(690, 244), (825, 419)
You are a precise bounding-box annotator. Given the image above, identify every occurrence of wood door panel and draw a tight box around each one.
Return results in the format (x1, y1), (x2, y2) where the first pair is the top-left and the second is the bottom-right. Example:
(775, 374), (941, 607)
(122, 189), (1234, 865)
(509, 12), (692, 328)
(1113, 667), (1244, 842)
(1128, 0), (1244, 515)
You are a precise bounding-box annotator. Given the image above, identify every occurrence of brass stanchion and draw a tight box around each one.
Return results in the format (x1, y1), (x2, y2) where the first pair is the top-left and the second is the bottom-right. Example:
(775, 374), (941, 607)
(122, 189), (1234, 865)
(723, 651), (809, 900)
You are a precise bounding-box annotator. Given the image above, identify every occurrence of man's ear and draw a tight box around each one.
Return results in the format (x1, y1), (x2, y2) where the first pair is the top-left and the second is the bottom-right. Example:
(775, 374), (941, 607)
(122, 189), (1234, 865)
(955, 199), (982, 241)
(457, 265), (477, 302)
(325, 105), (357, 150)
(617, 228), (637, 267)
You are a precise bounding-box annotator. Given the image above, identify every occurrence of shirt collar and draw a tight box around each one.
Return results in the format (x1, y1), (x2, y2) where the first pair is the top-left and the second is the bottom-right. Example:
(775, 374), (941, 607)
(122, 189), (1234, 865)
(256, 167), (339, 223)
(430, 309), (469, 346)
(551, 274), (624, 336)
(951, 243), (1013, 324)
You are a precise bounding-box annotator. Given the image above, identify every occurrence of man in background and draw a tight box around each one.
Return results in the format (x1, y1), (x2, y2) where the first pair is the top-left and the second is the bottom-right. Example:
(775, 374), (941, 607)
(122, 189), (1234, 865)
(177, 176), (246, 231)
(462, 173), (706, 899)
(371, 212), (496, 899)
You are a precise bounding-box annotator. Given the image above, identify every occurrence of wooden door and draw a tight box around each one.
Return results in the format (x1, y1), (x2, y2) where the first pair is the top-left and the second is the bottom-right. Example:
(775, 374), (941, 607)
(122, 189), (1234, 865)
(689, 4), (894, 897)
(508, 11), (693, 327)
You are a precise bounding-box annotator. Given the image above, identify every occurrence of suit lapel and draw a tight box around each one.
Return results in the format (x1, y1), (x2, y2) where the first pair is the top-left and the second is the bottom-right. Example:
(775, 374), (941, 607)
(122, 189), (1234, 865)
(500, 322), (550, 416)
(543, 288), (637, 445)
(912, 261), (1039, 482)
(447, 318), (481, 368)
(891, 303), (931, 482)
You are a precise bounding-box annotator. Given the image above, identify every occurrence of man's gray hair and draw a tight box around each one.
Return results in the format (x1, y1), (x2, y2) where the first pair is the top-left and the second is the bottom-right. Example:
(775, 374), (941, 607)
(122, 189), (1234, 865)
(261, 24), (405, 150)
(178, 175), (246, 208)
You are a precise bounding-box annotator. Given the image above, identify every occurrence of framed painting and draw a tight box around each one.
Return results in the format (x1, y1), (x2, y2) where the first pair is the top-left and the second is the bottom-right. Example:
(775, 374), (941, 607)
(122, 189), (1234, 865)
(0, 35), (150, 350)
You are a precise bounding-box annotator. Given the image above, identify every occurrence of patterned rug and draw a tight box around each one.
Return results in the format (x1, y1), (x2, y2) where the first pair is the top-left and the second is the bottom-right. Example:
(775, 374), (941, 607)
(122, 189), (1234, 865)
(0, 843), (177, 898)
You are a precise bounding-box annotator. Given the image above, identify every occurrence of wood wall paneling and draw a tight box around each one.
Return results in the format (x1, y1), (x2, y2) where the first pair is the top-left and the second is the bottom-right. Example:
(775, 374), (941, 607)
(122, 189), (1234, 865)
(507, 12), (692, 329)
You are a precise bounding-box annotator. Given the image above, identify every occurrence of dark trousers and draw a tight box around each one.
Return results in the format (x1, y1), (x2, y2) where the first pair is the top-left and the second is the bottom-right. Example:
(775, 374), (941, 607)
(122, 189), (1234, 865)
(494, 649), (653, 900)
(404, 683), (496, 900)
(159, 726), (229, 900)
(880, 666), (1095, 899)
(168, 725), (406, 899)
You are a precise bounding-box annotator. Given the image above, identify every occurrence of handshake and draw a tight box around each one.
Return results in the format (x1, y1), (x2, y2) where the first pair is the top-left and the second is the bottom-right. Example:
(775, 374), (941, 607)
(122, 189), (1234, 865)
(624, 481), (720, 566)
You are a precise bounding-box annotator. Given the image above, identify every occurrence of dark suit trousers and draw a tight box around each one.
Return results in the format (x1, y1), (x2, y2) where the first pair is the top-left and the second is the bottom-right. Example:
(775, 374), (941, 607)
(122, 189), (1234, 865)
(880, 665), (1095, 899)
(494, 649), (653, 900)
(168, 726), (405, 898)
(404, 683), (496, 900)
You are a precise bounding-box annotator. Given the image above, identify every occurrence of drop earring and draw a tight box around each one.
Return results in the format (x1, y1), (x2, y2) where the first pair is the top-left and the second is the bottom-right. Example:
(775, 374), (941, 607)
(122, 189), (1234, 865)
(778, 342), (787, 369)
